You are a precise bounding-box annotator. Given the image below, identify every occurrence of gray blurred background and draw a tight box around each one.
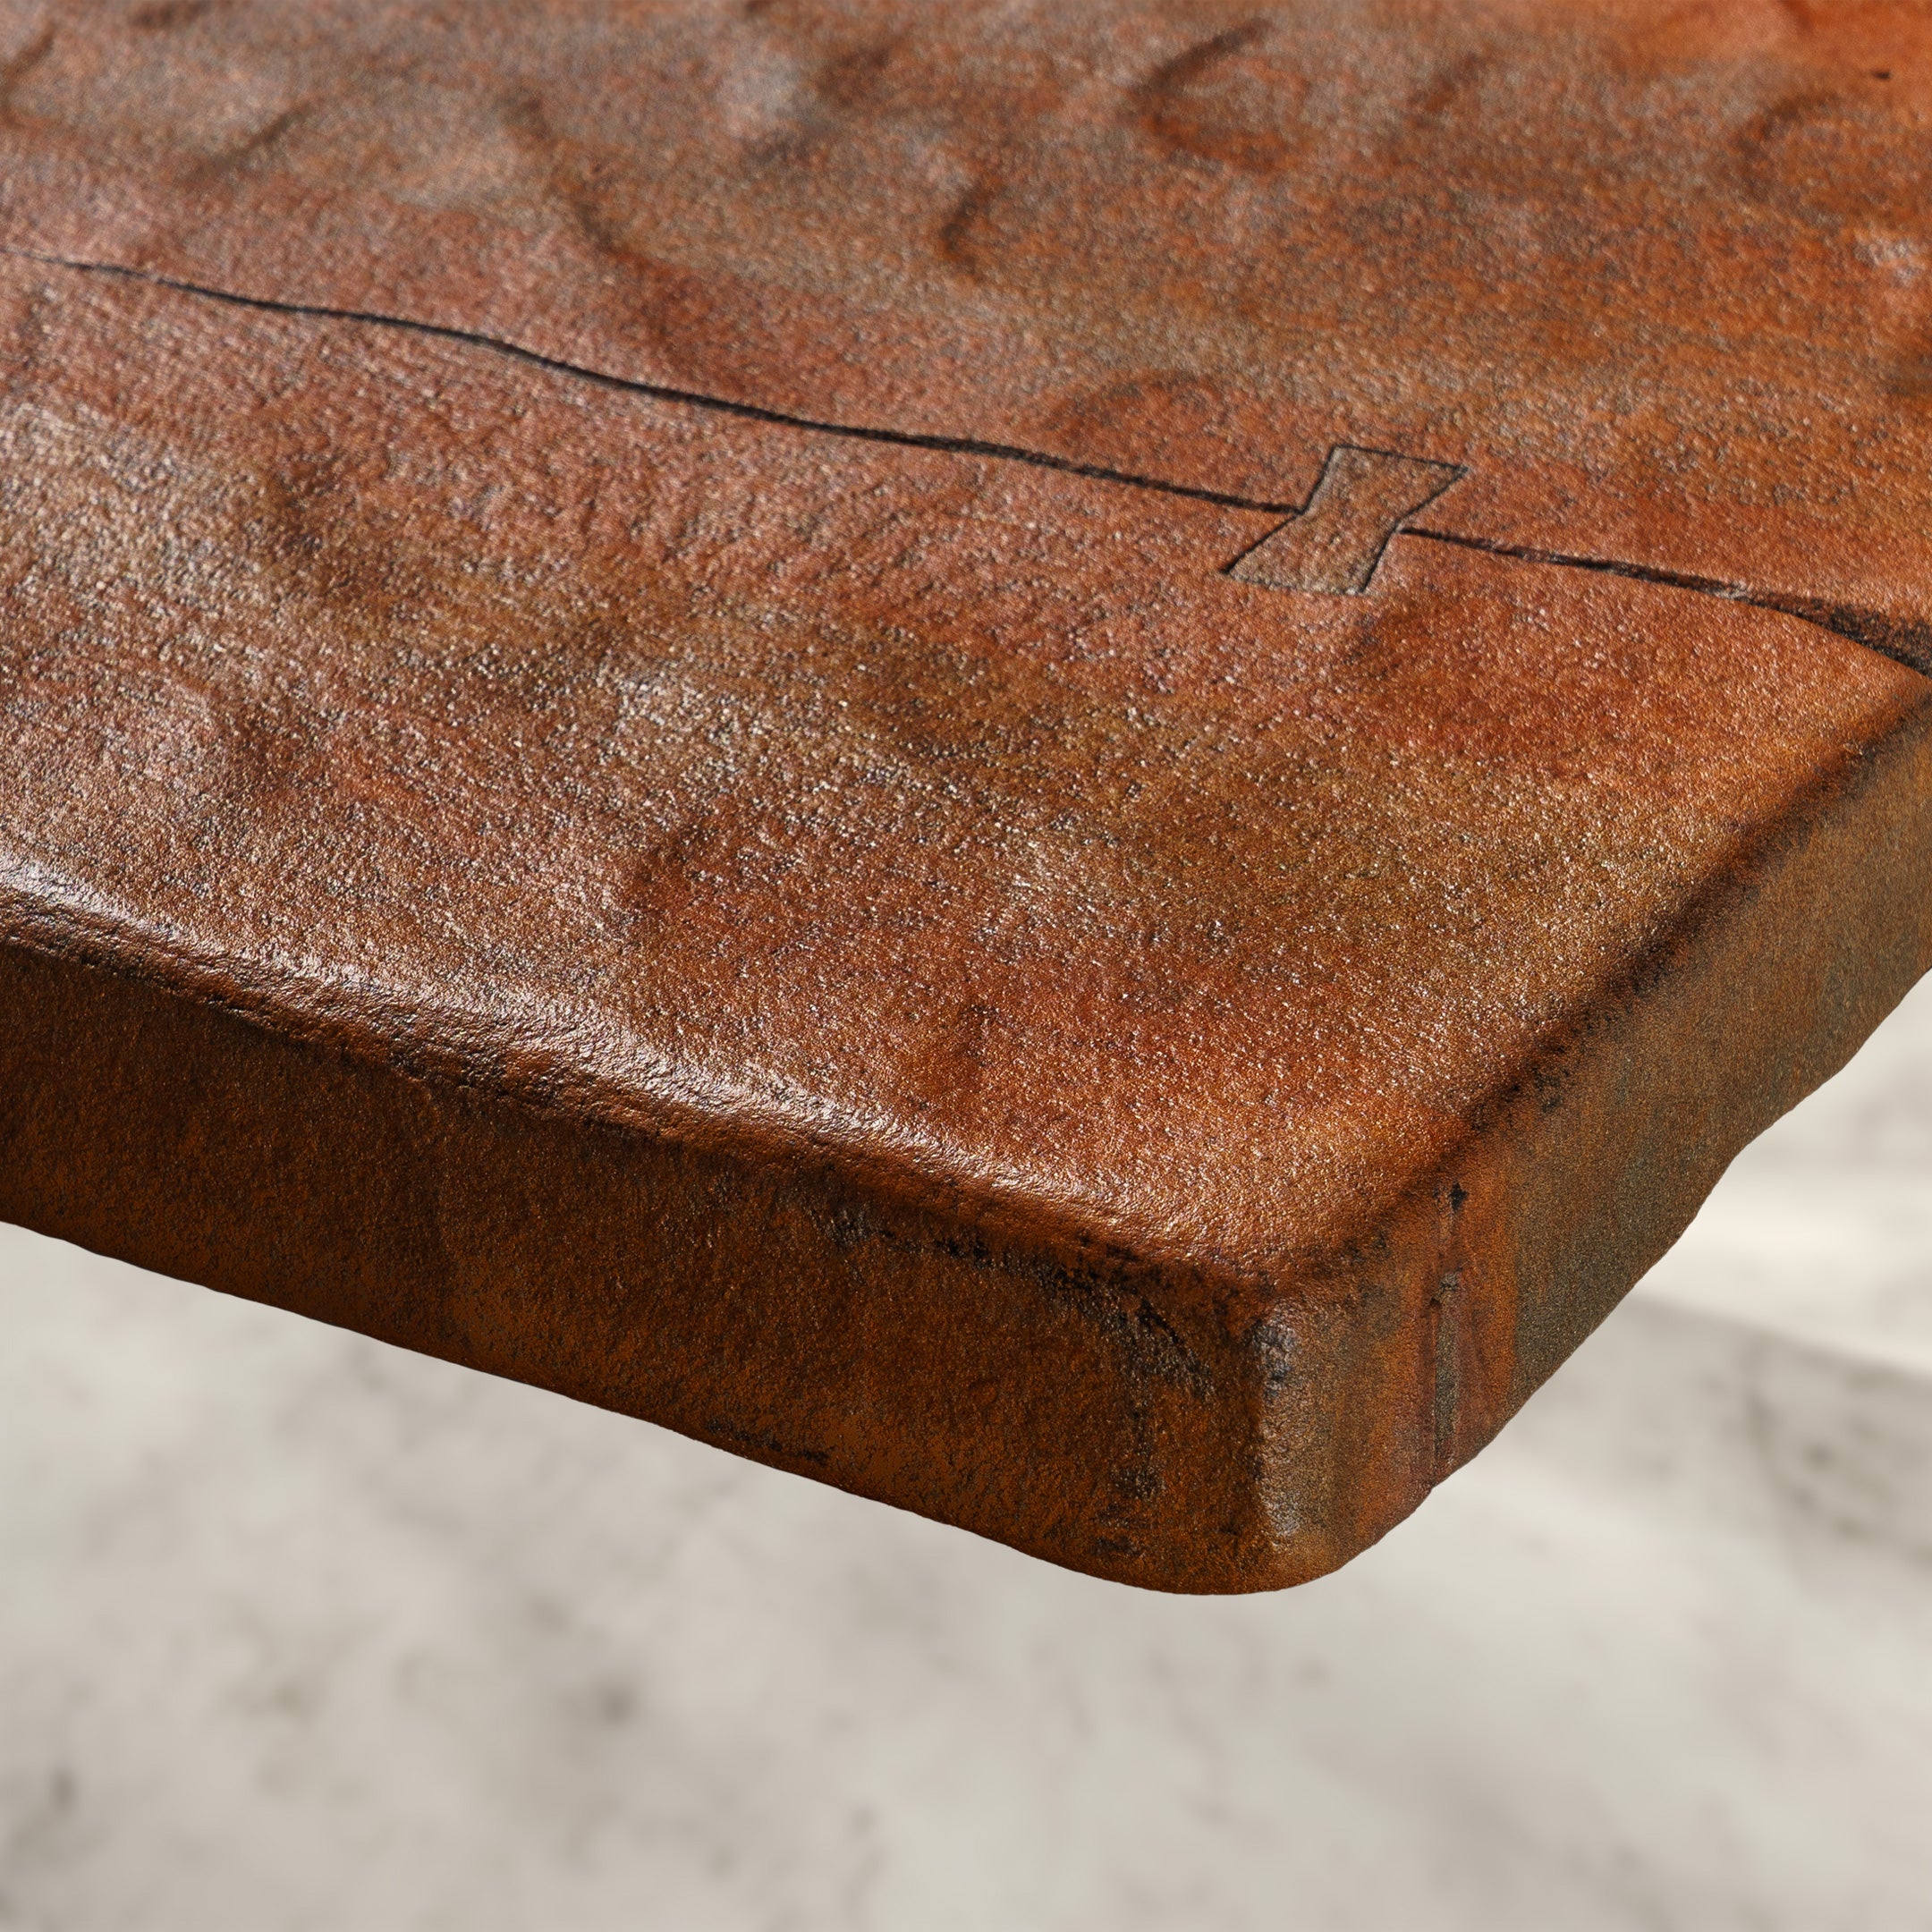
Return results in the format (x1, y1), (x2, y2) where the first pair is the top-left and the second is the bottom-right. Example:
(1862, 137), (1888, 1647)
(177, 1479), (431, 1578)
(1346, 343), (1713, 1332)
(5, 979), (1932, 1932)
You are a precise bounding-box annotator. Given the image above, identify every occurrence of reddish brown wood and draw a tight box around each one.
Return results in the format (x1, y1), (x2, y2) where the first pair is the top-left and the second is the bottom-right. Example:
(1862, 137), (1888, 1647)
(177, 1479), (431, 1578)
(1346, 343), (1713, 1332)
(2, 0), (1930, 1589)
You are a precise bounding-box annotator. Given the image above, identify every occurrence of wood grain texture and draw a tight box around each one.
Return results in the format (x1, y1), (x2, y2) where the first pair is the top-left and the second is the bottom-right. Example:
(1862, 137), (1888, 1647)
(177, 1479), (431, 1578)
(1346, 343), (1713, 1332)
(2, 0), (1930, 1588)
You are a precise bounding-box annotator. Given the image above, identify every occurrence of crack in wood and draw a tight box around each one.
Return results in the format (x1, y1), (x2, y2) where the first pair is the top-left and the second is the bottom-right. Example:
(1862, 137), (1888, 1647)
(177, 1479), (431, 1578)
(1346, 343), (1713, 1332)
(0, 246), (1305, 516)
(4, 244), (1922, 676)
(1408, 528), (1932, 678)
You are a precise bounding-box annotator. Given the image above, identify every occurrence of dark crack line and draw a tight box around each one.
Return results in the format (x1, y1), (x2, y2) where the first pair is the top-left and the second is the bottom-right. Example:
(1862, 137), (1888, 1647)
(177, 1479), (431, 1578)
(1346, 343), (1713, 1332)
(10, 244), (1927, 675)
(1410, 524), (1776, 603)
(1405, 526), (1932, 677)
(3, 244), (1305, 516)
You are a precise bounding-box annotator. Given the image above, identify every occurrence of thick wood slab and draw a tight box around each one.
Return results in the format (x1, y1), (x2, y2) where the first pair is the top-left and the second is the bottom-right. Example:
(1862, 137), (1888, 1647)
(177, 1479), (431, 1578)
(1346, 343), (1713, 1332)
(3, 0), (1930, 1589)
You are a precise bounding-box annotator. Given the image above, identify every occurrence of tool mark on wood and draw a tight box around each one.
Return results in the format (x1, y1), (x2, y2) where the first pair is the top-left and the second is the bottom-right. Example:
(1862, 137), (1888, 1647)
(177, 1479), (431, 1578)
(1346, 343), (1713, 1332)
(6, 246), (1926, 675)
(0, 25), (55, 112)
(1226, 445), (1463, 594)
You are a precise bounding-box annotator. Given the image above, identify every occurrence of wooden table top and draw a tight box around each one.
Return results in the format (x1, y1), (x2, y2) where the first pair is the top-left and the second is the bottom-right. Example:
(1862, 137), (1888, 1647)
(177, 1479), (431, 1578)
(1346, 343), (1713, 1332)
(4, 0), (1928, 1589)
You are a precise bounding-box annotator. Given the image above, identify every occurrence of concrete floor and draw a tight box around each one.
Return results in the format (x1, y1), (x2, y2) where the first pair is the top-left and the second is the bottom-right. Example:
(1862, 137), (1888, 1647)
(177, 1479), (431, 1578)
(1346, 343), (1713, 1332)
(5, 984), (1932, 1930)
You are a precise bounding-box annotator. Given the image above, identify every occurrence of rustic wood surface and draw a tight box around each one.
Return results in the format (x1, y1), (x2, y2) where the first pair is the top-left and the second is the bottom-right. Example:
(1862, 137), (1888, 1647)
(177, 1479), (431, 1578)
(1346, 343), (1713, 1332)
(2, 0), (1929, 1589)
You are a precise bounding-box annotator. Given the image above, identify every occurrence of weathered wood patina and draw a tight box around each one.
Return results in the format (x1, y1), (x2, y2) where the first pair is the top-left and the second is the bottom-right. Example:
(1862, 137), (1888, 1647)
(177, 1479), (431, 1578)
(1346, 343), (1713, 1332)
(3, 0), (1929, 1588)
